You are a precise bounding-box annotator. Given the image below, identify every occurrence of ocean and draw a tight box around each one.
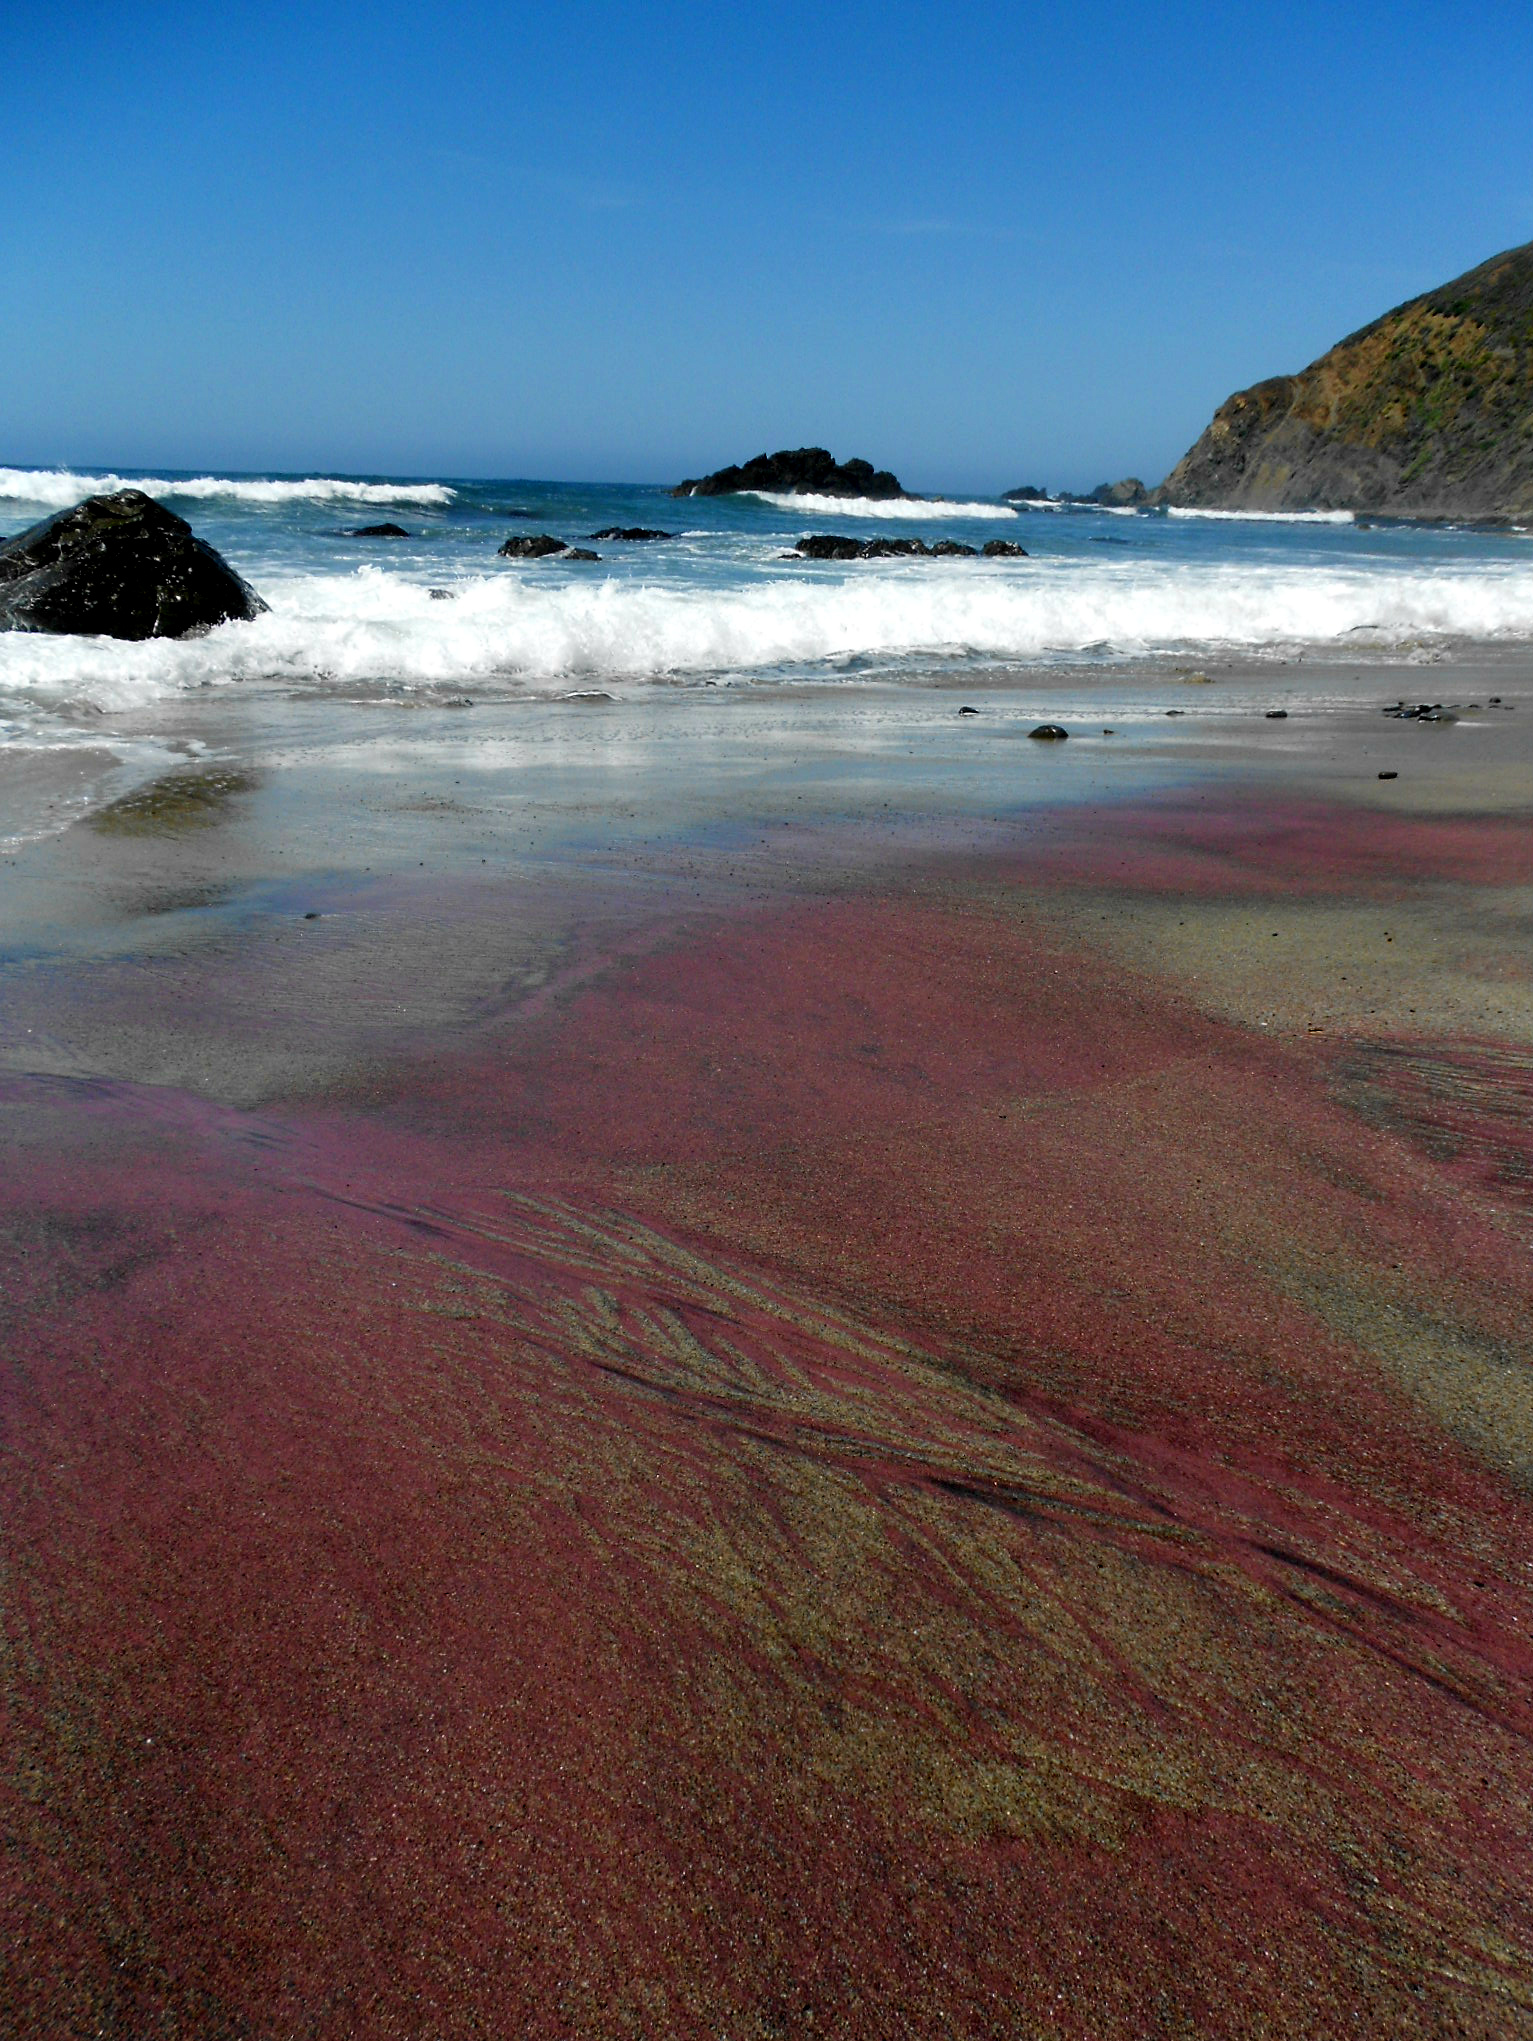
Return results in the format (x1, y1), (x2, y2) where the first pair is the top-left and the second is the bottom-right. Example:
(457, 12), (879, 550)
(2, 463), (1531, 847)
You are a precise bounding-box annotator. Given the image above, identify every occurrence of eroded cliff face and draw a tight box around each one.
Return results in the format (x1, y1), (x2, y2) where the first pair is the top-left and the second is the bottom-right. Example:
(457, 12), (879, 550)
(1159, 240), (1533, 517)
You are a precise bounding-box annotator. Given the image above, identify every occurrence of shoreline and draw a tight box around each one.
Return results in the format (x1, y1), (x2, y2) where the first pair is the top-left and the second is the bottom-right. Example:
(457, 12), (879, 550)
(4, 638), (1532, 859)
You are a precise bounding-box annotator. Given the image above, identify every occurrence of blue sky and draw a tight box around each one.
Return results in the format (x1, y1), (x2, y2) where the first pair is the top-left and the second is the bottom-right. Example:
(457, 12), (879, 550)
(4, 3), (1529, 491)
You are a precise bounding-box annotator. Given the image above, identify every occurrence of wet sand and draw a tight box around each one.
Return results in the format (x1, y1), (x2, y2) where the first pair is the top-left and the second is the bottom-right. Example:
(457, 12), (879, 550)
(3, 663), (1532, 2037)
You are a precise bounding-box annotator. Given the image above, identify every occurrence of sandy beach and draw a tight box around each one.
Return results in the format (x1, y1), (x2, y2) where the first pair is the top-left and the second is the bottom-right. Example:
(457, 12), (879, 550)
(3, 662), (1532, 2036)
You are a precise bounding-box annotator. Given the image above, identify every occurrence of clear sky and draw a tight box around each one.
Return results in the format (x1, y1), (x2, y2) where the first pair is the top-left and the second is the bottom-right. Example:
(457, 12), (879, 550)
(5, 2), (1530, 493)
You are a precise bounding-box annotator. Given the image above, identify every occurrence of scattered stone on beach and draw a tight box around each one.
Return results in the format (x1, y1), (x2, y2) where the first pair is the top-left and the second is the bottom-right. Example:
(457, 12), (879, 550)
(344, 523), (410, 538)
(1028, 724), (1069, 741)
(588, 527), (673, 542)
(0, 490), (267, 640)
(981, 539), (1029, 557)
(498, 533), (575, 559)
(1265, 709), (1289, 718)
(673, 447), (905, 499)
(1382, 700), (1456, 722)
(959, 705), (979, 716)
(1165, 709), (1185, 716)
(1379, 770), (1399, 779)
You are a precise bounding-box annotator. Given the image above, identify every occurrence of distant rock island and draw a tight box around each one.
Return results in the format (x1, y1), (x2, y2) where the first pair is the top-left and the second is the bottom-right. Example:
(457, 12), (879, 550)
(1087, 478), (1149, 507)
(1004, 480), (1147, 507)
(673, 447), (905, 499)
(1158, 239), (1533, 518)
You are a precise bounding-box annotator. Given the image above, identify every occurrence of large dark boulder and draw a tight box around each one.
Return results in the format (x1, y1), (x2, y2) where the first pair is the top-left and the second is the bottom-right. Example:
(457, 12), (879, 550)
(673, 447), (905, 499)
(0, 490), (266, 640)
(982, 539), (1029, 557)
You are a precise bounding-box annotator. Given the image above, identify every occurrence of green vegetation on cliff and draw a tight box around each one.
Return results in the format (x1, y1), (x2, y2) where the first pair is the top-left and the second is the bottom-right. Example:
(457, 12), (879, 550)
(1159, 240), (1533, 518)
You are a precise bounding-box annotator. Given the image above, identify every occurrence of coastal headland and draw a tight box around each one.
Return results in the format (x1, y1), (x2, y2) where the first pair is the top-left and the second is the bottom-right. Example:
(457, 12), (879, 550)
(3, 668), (1531, 2037)
(1157, 238), (1533, 519)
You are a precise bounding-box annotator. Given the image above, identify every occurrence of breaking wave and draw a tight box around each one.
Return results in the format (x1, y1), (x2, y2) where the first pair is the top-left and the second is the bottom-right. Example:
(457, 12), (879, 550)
(1166, 505), (1356, 525)
(4, 556), (1533, 716)
(0, 467), (456, 511)
(746, 491), (1020, 522)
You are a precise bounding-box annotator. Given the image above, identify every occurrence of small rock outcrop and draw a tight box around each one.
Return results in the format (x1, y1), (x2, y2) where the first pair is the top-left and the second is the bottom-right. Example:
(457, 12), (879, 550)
(982, 539), (1029, 557)
(1003, 484), (1048, 501)
(0, 490), (267, 640)
(793, 534), (865, 560)
(673, 448), (905, 499)
(861, 538), (933, 559)
(345, 522), (410, 538)
(791, 535), (1017, 562)
(589, 527), (673, 542)
(1157, 238), (1533, 517)
(499, 534), (576, 559)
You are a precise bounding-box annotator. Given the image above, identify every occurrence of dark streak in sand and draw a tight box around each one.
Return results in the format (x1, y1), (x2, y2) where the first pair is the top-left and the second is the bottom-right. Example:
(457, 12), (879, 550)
(2, 789), (1532, 2037)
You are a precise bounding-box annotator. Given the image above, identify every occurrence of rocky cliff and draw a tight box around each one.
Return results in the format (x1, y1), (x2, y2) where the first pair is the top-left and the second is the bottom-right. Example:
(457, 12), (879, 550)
(1158, 240), (1533, 518)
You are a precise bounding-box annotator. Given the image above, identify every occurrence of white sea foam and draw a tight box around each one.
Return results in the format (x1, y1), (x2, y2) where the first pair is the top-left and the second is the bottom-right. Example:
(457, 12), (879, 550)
(746, 490), (1020, 521)
(0, 467), (456, 511)
(3, 555), (1532, 721)
(1167, 505), (1356, 525)
(1007, 499), (1140, 514)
